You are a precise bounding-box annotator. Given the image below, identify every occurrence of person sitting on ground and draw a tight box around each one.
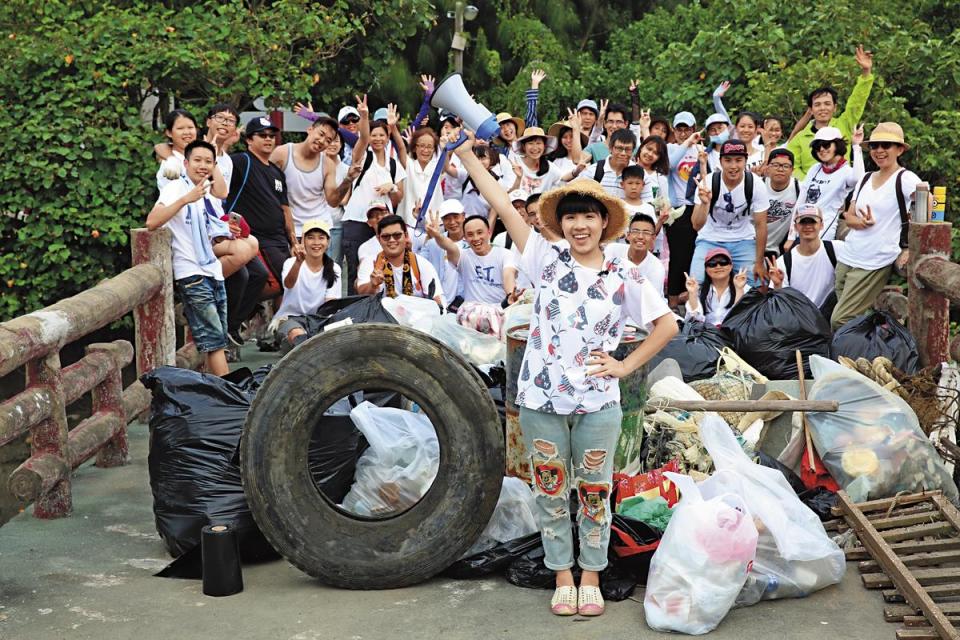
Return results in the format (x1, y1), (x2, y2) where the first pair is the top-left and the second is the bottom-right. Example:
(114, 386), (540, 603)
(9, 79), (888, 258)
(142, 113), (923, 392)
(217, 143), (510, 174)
(581, 129), (637, 199)
(356, 214), (443, 306)
(453, 131), (677, 618)
(763, 148), (801, 257)
(604, 210), (667, 302)
(795, 125), (865, 241)
(146, 140), (231, 376)
(690, 139), (770, 285)
(832, 122), (929, 329)
(684, 248), (750, 326)
(767, 205), (843, 316)
(787, 45), (875, 179)
(273, 219), (341, 354)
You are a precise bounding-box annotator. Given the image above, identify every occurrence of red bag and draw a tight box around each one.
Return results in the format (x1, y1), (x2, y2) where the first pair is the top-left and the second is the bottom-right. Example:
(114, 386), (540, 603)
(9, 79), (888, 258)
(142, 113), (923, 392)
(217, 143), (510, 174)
(614, 459), (682, 507)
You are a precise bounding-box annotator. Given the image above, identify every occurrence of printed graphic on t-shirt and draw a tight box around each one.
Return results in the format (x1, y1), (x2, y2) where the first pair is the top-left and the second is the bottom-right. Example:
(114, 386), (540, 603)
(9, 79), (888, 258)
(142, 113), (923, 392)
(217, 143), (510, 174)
(677, 158), (696, 183)
(767, 197), (793, 225)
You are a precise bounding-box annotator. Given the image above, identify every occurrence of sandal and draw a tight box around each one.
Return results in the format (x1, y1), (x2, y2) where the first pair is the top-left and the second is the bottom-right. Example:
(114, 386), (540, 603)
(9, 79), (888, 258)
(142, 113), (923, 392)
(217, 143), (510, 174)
(578, 585), (605, 616)
(550, 585), (578, 616)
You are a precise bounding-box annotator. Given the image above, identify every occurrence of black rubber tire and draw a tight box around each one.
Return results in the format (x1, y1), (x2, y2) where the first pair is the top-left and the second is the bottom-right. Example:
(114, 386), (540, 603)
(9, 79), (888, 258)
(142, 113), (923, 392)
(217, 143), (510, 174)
(240, 323), (504, 589)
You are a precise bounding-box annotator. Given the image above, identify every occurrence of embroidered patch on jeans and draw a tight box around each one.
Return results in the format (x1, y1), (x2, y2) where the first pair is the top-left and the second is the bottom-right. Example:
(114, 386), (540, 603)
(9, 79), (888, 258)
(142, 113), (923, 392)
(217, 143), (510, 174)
(577, 480), (610, 524)
(533, 458), (567, 497)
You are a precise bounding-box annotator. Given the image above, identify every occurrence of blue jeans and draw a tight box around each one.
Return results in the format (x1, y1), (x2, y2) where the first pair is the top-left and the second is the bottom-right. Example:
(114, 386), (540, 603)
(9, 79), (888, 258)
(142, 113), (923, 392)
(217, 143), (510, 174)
(690, 238), (758, 285)
(328, 226), (343, 265)
(175, 275), (228, 353)
(520, 405), (622, 572)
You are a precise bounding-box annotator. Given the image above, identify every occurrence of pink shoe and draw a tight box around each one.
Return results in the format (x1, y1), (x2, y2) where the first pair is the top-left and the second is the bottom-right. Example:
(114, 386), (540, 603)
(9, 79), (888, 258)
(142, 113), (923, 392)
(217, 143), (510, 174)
(550, 586), (578, 616)
(578, 585), (605, 616)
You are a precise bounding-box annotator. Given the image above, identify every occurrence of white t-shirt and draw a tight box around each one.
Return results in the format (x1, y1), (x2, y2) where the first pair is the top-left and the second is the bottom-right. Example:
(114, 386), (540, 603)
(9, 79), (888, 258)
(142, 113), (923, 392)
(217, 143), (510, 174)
(342, 150), (407, 224)
(400, 158), (444, 227)
(685, 284), (751, 326)
(442, 153), (464, 200)
(156, 180), (224, 281)
(358, 235), (381, 265)
(776, 241), (843, 308)
(798, 161), (859, 241)
(458, 167), (516, 218)
(454, 246), (516, 305)
(553, 156), (577, 181)
(518, 160), (563, 195)
(765, 177), (800, 252)
(839, 170), (920, 271)
(603, 244), (666, 301)
(282, 143), (330, 235)
(419, 236), (467, 301)
(516, 233), (671, 415)
(356, 252), (445, 303)
(668, 143), (700, 207)
(641, 169), (669, 204)
(275, 258), (342, 318)
(694, 174), (770, 242)
(157, 151), (233, 195)
(580, 159), (628, 199)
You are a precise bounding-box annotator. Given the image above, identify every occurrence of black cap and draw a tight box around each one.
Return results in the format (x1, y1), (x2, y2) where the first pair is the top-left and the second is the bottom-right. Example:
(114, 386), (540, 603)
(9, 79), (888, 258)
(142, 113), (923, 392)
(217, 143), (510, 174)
(719, 140), (748, 158)
(767, 148), (795, 165)
(245, 116), (279, 137)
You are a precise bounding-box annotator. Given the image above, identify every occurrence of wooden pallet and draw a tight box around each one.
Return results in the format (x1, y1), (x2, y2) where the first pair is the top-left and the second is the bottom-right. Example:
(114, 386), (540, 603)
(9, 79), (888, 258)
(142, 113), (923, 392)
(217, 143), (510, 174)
(834, 490), (960, 640)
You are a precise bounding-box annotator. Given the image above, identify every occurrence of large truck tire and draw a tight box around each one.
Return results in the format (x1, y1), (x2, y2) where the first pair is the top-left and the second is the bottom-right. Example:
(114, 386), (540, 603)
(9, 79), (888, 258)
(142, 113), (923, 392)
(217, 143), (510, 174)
(240, 323), (504, 589)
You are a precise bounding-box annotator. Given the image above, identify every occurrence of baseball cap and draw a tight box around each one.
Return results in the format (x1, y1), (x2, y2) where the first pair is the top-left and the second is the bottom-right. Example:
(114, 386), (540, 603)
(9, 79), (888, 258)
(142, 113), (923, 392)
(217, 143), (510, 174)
(337, 106), (360, 123)
(719, 140), (748, 158)
(366, 202), (389, 217)
(767, 148), (795, 166)
(576, 99), (599, 116)
(704, 247), (733, 264)
(794, 204), (822, 223)
(439, 199), (465, 218)
(438, 109), (460, 125)
(301, 219), (331, 237)
(704, 113), (729, 128)
(812, 126), (844, 142)
(245, 116), (279, 137)
(672, 111), (696, 127)
(373, 107), (389, 121)
(509, 189), (530, 204)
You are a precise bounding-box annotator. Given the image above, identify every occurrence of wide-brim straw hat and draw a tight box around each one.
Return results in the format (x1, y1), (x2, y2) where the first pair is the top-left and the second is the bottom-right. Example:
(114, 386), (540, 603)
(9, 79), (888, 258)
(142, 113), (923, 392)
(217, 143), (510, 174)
(546, 120), (589, 148)
(512, 127), (558, 156)
(864, 122), (910, 150)
(495, 112), (526, 136)
(538, 180), (628, 244)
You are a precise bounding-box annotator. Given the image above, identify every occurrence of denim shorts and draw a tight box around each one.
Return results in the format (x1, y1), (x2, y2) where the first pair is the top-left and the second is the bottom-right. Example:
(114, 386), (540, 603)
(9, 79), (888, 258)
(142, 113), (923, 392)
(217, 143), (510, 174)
(175, 274), (228, 353)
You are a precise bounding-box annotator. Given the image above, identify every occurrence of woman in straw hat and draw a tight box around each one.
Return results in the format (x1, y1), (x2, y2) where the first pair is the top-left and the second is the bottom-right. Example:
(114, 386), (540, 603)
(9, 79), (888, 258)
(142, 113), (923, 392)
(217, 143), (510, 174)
(454, 132), (677, 617)
(513, 126), (564, 196)
(831, 122), (931, 328)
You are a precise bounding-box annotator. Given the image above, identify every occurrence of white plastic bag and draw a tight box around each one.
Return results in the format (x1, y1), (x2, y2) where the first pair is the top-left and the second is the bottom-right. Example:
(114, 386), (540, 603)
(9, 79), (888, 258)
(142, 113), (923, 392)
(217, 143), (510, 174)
(806, 355), (959, 503)
(339, 402), (440, 517)
(381, 294), (441, 329)
(698, 416), (846, 605)
(462, 476), (538, 557)
(643, 472), (758, 635)
(429, 313), (505, 366)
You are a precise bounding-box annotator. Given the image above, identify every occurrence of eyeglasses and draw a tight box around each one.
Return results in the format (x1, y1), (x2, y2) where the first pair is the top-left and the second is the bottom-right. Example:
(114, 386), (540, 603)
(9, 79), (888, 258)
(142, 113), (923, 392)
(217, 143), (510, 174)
(254, 132), (276, 139)
(611, 144), (634, 154)
(705, 259), (731, 268)
(722, 192), (734, 213)
(868, 141), (898, 150)
(768, 162), (793, 170)
(341, 116), (360, 125)
(211, 114), (237, 126)
(415, 143), (435, 150)
(379, 232), (405, 241)
(627, 229), (655, 237)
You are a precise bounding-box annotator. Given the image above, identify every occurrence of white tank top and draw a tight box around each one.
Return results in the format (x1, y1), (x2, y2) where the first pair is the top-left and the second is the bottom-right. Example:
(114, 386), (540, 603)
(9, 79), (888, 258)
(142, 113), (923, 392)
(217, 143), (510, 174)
(282, 143), (330, 235)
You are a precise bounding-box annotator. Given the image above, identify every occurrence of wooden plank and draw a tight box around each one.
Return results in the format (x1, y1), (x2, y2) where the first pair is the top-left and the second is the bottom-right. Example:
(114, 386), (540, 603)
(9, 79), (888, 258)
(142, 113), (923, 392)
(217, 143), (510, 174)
(838, 490), (960, 640)
(847, 539), (960, 561)
(933, 494), (960, 533)
(905, 617), (960, 627)
(864, 569), (960, 589)
(898, 629), (942, 640)
(865, 511), (942, 531)
(883, 522), (955, 542)
(861, 550), (960, 573)
(884, 583), (960, 603)
(887, 603), (960, 621)
(832, 491), (941, 517)
(647, 399), (839, 413)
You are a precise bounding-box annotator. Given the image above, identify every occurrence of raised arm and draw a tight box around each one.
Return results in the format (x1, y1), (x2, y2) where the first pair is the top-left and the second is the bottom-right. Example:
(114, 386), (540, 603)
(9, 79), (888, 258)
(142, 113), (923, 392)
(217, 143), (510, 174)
(386, 104), (408, 168)
(425, 211), (462, 266)
(351, 94), (370, 167)
(412, 75), (435, 131)
(838, 45), (875, 133)
(525, 69), (545, 129)
(690, 172), (711, 232)
(712, 81), (731, 126)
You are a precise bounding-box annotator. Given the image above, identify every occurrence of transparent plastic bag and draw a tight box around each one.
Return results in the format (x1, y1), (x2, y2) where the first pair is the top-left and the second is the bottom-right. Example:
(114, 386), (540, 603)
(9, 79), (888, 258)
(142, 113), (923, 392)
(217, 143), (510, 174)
(698, 416), (846, 605)
(643, 472), (758, 635)
(462, 476), (538, 557)
(429, 313), (505, 366)
(381, 294), (441, 329)
(806, 355), (959, 503)
(339, 402), (440, 517)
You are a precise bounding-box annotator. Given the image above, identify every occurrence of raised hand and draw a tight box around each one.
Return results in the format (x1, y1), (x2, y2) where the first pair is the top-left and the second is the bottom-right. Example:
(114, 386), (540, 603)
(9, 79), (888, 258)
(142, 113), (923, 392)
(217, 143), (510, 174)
(766, 256), (784, 287)
(512, 161), (523, 179)
(346, 161), (363, 181)
(684, 271), (699, 298)
(452, 130), (476, 157)
(688, 129), (704, 146)
(355, 94), (369, 118)
(855, 44), (874, 75)
(852, 122), (865, 146)
(530, 69), (547, 89)
(419, 74), (436, 94)
(713, 81), (731, 98)
(425, 210), (442, 238)
(695, 175), (711, 203)
(640, 108), (651, 129)
(735, 266), (749, 291)
(386, 103), (400, 128)
(628, 78), (639, 93)
(566, 108), (582, 130)
(293, 101), (315, 116)
(599, 98), (609, 121)
(401, 125), (414, 145)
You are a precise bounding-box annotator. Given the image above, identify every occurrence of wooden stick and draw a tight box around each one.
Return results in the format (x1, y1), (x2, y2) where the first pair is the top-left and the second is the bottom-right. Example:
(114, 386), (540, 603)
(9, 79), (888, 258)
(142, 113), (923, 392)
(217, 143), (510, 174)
(796, 349), (817, 472)
(644, 399), (838, 413)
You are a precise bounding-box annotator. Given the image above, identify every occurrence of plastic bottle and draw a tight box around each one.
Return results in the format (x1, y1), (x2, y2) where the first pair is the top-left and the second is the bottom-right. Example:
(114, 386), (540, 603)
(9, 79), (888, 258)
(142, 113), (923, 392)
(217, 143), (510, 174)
(932, 186), (947, 222)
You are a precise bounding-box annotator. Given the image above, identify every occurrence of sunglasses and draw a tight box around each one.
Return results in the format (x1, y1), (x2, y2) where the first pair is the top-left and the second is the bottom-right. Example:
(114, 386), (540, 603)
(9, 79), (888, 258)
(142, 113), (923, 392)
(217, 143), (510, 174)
(868, 141), (898, 150)
(254, 131), (277, 139)
(811, 141), (834, 151)
(341, 116), (360, 125)
(705, 259), (731, 268)
(722, 192), (734, 213)
(627, 229), (655, 237)
(379, 232), (404, 241)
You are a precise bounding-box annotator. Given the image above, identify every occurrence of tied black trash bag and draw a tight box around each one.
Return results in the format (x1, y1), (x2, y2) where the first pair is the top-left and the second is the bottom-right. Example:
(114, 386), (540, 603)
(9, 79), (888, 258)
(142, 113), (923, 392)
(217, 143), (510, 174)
(721, 287), (831, 379)
(648, 320), (731, 382)
(303, 293), (397, 335)
(444, 532), (542, 579)
(831, 311), (920, 374)
(505, 542), (637, 601)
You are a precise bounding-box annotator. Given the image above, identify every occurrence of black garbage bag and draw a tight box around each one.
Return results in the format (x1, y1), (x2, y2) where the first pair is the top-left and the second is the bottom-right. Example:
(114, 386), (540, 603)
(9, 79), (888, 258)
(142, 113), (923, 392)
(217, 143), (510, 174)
(648, 320), (731, 382)
(609, 514), (661, 585)
(754, 452), (806, 495)
(444, 533), (542, 579)
(721, 287), (831, 379)
(142, 366), (275, 560)
(831, 311), (920, 374)
(505, 542), (637, 601)
(799, 487), (839, 522)
(304, 293), (396, 335)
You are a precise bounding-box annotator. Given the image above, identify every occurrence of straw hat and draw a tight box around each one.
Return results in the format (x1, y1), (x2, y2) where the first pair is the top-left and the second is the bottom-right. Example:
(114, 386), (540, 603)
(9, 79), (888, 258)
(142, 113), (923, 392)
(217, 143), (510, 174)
(865, 122), (910, 150)
(546, 120), (589, 148)
(537, 180), (628, 244)
(495, 112), (526, 136)
(511, 127), (558, 156)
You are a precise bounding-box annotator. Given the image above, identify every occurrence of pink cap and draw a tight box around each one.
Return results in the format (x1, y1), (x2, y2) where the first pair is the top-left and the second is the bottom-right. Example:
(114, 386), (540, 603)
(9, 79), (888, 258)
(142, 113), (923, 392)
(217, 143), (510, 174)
(704, 247), (732, 263)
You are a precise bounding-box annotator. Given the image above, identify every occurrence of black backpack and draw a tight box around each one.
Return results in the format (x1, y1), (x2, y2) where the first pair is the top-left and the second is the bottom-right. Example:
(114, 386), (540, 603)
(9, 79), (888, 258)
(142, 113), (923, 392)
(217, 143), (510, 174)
(708, 171), (754, 222)
(354, 149), (397, 189)
(783, 241), (837, 281)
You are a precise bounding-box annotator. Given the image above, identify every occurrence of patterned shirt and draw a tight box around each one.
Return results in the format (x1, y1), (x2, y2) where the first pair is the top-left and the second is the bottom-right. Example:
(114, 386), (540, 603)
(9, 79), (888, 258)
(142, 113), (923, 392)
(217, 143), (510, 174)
(516, 233), (670, 415)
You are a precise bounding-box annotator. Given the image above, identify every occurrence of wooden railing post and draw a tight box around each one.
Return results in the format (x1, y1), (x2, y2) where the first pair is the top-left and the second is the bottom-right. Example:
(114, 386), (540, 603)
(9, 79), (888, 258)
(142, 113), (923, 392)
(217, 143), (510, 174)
(131, 228), (175, 379)
(87, 343), (127, 468)
(24, 353), (71, 518)
(908, 221), (953, 367)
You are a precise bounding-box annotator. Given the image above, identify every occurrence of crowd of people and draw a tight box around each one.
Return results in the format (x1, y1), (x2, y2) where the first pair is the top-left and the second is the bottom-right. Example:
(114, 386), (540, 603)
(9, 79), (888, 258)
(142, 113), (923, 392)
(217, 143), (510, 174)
(145, 43), (930, 615)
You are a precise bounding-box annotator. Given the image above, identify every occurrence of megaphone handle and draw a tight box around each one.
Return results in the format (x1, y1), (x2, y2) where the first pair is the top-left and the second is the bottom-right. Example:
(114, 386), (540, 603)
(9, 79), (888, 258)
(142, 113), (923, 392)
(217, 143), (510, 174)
(414, 131), (469, 235)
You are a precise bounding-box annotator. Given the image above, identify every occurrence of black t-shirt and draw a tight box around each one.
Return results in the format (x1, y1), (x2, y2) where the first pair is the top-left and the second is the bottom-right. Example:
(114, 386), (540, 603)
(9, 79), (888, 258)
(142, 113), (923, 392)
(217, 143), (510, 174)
(227, 152), (289, 245)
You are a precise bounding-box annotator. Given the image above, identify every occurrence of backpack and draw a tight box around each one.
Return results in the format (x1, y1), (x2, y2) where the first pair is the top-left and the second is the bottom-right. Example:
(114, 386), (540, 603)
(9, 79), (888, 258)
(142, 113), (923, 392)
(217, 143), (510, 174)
(783, 241), (837, 281)
(708, 171), (754, 222)
(354, 149), (397, 190)
(593, 161), (606, 183)
(853, 169), (908, 247)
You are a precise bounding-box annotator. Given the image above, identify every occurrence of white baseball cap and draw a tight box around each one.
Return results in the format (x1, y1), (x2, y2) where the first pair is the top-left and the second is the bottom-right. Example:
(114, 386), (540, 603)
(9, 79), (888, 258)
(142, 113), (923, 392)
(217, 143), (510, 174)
(672, 111), (696, 127)
(337, 106), (360, 122)
(704, 113), (729, 127)
(509, 189), (530, 203)
(439, 199), (465, 218)
(812, 126), (844, 142)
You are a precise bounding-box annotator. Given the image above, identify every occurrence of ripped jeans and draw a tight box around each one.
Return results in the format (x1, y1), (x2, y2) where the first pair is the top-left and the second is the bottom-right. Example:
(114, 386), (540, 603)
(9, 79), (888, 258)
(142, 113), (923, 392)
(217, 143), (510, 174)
(519, 405), (622, 572)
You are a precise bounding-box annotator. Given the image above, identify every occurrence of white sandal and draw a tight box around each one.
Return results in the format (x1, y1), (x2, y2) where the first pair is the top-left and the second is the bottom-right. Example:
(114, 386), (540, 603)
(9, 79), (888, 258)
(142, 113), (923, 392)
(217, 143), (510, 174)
(578, 585), (605, 616)
(550, 585), (578, 616)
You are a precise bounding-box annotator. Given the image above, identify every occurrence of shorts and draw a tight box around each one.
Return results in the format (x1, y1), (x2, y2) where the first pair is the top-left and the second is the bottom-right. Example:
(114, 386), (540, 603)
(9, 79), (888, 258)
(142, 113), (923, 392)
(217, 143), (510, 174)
(277, 315), (309, 355)
(175, 274), (228, 353)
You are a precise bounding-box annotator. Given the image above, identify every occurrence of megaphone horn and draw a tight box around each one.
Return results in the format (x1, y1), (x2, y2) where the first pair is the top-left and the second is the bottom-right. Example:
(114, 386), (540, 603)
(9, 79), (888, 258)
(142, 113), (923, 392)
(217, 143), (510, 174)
(430, 73), (500, 142)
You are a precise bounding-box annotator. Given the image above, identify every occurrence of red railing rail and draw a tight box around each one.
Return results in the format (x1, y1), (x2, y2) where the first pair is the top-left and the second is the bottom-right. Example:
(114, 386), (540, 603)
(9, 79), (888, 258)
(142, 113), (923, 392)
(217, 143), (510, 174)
(0, 228), (176, 518)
